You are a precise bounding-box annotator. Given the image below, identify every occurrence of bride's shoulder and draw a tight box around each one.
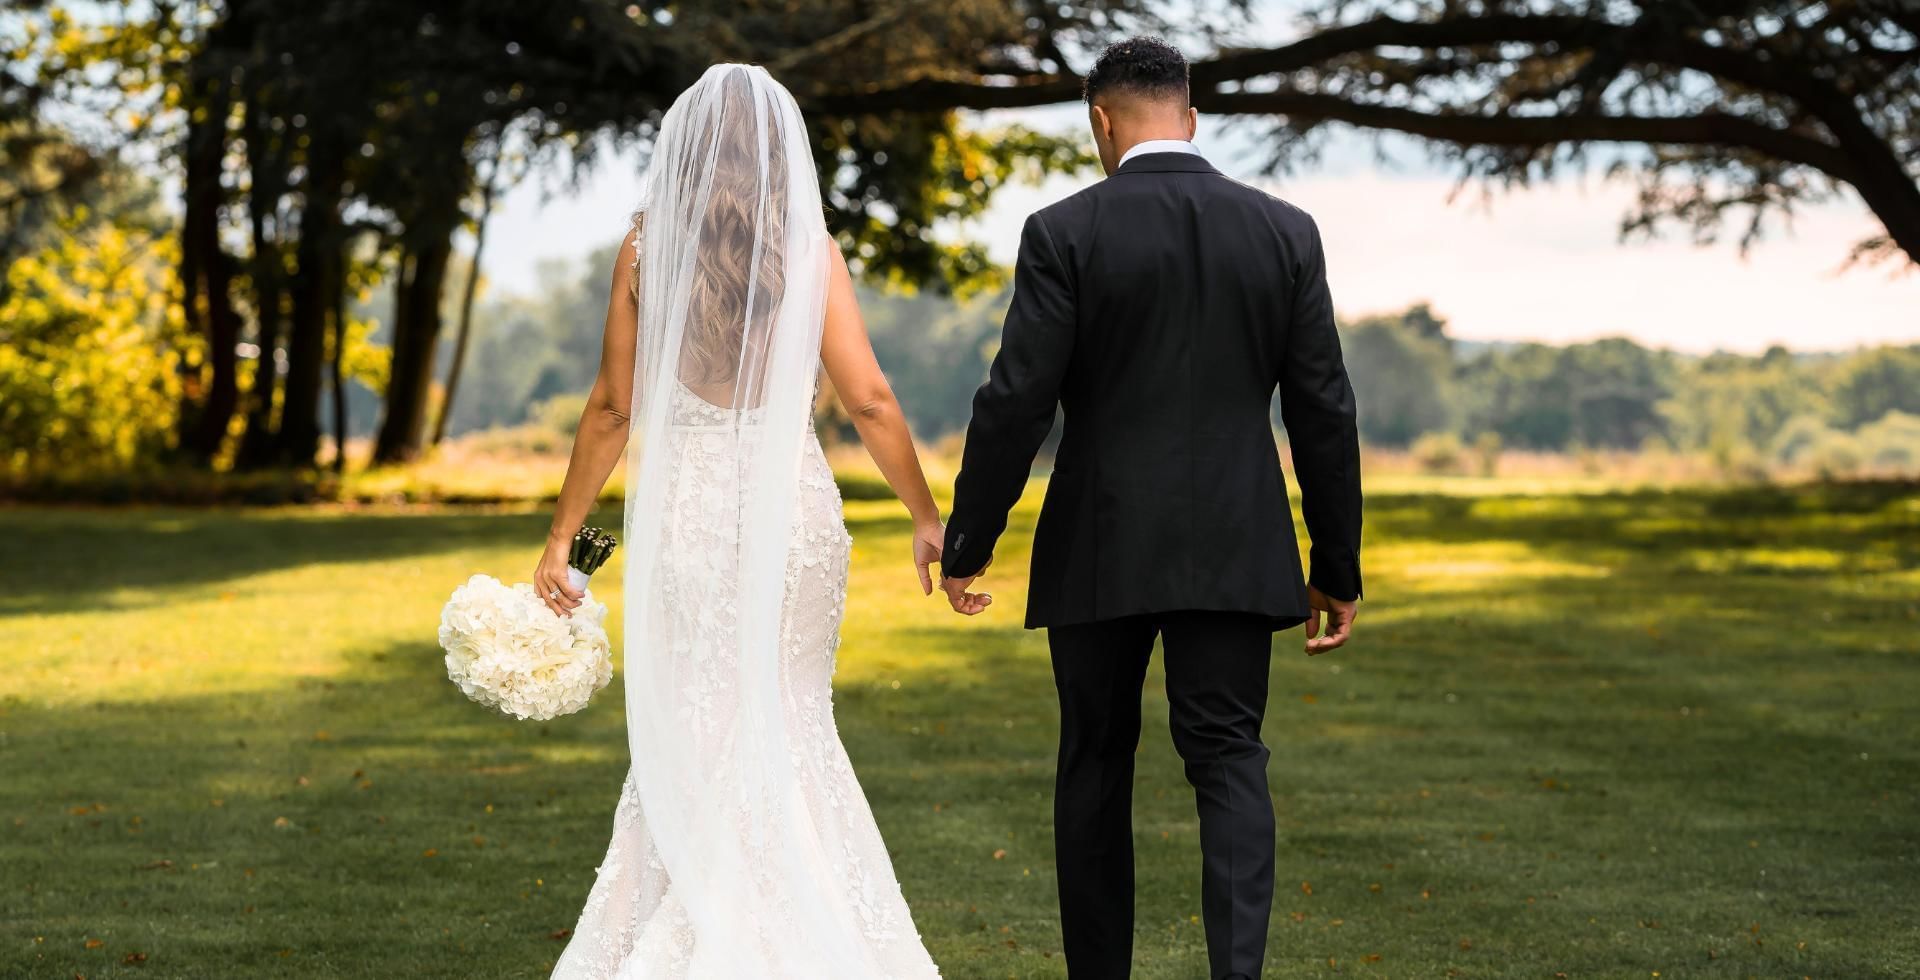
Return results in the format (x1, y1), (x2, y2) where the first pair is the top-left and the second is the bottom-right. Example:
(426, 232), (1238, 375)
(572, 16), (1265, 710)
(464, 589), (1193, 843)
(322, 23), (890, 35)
(625, 209), (648, 265)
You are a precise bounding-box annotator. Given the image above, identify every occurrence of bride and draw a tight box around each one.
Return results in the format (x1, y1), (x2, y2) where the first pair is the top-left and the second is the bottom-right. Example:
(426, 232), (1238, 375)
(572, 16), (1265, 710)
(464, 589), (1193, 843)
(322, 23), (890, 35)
(532, 64), (946, 977)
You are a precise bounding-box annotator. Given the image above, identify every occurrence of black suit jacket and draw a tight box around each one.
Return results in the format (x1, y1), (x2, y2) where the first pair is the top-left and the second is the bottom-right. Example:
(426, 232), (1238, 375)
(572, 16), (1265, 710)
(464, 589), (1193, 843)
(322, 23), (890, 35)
(941, 150), (1362, 630)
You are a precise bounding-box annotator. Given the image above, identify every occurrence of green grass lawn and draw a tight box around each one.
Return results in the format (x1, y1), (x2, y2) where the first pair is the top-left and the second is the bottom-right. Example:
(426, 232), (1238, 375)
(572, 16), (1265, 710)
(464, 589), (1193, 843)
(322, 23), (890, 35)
(3, 480), (1918, 978)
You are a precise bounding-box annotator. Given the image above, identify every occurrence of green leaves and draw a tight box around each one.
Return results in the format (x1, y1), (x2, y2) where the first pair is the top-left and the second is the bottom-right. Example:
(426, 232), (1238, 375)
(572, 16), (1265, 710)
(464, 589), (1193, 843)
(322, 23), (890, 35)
(0, 207), (184, 475)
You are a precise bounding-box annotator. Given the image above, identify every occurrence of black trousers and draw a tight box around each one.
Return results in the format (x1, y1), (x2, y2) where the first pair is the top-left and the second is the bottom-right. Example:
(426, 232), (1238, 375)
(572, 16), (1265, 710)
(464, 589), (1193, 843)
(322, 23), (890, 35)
(1048, 610), (1277, 980)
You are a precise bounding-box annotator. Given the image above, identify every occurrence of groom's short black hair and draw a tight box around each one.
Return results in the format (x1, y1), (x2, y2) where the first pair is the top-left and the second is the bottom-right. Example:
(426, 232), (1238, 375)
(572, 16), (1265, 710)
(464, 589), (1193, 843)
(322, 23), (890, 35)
(1083, 36), (1189, 106)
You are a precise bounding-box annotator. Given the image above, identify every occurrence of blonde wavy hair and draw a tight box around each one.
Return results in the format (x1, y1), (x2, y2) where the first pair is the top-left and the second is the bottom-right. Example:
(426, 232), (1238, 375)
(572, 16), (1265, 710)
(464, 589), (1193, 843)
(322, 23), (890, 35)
(631, 69), (792, 390)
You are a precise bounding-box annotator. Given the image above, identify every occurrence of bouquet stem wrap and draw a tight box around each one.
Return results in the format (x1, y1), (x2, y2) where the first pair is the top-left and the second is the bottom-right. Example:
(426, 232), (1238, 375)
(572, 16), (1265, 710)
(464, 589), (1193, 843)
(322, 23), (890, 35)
(567, 525), (619, 594)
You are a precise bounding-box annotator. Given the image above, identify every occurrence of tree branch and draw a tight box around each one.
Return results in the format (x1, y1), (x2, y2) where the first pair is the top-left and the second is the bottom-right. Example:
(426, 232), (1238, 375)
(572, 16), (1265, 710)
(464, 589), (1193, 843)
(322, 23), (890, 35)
(804, 10), (1879, 128)
(1193, 13), (1614, 85)
(804, 13), (1623, 113)
(765, 5), (915, 76)
(1196, 91), (1857, 181)
(802, 73), (1083, 113)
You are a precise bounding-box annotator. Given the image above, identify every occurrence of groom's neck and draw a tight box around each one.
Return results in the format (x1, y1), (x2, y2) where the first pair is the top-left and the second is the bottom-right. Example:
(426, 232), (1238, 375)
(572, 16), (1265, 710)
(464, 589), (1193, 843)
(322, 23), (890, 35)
(1114, 131), (1191, 155)
(1107, 109), (1194, 159)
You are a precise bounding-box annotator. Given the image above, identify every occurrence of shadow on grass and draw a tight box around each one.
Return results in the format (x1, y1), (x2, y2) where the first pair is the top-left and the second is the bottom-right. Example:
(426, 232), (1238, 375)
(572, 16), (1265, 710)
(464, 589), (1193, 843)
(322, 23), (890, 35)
(0, 623), (1069, 978)
(0, 508), (554, 616)
(1367, 480), (1920, 569)
(5, 481), (1919, 978)
(1, 633), (633, 975)
(1247, 498), (1920, 978)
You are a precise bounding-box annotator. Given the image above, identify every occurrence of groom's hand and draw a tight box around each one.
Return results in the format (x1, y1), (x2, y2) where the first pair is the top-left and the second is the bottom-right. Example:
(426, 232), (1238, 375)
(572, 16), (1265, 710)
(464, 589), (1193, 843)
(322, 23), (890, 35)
(1304, 585), (1356, 655)
(939, 558), (993, 615)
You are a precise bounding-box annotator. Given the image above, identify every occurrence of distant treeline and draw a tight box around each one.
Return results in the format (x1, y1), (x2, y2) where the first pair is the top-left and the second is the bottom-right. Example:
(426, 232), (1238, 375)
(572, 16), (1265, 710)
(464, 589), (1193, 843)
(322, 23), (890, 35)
(432, 247), (1919, 474)
(1341, 304), (1920, 474)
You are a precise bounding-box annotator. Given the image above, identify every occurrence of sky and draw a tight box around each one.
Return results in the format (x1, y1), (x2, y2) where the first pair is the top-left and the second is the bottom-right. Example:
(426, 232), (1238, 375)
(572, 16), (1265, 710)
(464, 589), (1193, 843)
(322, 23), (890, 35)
(476, 62), (1920, 358)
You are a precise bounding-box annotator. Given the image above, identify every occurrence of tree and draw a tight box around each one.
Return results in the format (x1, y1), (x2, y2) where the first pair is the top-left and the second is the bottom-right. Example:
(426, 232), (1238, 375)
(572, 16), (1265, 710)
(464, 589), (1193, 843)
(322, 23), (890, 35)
(171, 9), (248, 463)
(431, 141), (505, 448)
(1459, 339), (1675, 450)
(1337, 305), (1455, 446)
(1825, 345), (1920, 429)
(1659, 346), (1826, 453)
(1, 173), (185, 474)
(829, 1), (1920, 269)
(232, 90), (292, 469)
(0, 114), (101, 288)
(857, 285), (1008, 438)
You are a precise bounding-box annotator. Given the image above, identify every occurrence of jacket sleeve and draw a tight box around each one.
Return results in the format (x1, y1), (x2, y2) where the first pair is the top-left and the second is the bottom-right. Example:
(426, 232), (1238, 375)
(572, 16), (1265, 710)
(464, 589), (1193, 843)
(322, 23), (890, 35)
(942, 211), (1075, 580)
(1276, 214), (1364, 601)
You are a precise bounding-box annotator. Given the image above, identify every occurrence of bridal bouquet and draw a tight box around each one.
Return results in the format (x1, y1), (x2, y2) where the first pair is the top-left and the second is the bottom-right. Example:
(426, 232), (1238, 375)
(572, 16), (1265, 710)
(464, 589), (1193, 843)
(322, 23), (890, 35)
(437, 528), (619, 721)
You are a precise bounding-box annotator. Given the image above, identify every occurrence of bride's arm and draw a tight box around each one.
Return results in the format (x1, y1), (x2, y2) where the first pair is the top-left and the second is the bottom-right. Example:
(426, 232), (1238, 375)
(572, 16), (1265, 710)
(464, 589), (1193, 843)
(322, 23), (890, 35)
(536, 233), (641, 617)
(819, 247), (947, 596)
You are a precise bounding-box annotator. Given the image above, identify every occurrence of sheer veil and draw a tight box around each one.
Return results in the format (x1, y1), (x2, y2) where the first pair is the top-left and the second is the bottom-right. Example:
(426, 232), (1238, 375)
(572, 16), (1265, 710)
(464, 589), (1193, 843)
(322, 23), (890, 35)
(554, 64), (885, 975)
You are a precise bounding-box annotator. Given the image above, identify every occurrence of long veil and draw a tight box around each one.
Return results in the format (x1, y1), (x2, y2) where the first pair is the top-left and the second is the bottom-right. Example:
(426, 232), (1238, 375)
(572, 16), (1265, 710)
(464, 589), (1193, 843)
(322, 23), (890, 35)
(553, 64), (885, 976)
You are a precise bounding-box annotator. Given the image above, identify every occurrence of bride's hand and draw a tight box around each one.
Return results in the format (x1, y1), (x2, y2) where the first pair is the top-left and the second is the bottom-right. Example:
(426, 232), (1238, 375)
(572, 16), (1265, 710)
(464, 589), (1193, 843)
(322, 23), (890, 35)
(535, 537), (584, 617)
(912, 520), (944, 596)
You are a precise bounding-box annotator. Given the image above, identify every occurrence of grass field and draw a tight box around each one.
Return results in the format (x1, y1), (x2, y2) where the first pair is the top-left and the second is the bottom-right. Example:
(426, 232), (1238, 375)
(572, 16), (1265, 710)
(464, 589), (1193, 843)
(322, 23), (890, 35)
(3, 478), (1918, 978)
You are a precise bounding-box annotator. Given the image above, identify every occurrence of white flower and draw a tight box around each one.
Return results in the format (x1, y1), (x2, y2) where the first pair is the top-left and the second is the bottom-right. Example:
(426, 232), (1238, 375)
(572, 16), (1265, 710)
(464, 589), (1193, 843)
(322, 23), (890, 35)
(438, 574), (614, 721)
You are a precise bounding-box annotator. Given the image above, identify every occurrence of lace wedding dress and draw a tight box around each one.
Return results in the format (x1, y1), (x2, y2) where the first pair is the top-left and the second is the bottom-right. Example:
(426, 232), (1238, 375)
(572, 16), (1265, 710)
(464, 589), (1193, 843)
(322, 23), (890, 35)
(550, 65), (940, 978)
(551, 385), (940, 978)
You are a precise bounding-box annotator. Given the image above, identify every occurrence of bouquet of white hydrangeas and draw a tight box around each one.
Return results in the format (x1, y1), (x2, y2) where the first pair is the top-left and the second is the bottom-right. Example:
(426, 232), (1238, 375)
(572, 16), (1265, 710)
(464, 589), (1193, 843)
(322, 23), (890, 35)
(437, 527), (618, 721)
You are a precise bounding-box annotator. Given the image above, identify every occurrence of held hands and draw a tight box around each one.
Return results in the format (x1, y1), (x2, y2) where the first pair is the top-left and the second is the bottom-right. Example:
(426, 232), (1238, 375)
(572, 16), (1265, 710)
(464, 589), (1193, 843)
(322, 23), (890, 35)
(535, 535), (585, 618)
(911, 519), (992, 615)
(1304, 585), (1356, 655)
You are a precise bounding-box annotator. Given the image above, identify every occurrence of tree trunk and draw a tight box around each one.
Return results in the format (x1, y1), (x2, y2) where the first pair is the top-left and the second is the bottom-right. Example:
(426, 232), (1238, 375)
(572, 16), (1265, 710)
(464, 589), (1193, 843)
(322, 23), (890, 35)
(174, 122), (206, 452)
(174, 64), (242, 465)
(275, 133), (345, 466)
(371, 237), (455, 465)
(1816, 117), (1920, 266)
(430, 158), (499, 448)
(235, 96), (288, 469)
(330, 252), (349, 475)
(371, 205), (459, 465)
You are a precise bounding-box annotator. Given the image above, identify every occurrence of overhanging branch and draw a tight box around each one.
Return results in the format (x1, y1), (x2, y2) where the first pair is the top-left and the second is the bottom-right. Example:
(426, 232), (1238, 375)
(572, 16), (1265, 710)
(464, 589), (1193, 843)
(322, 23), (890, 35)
(1197, 91), (1857, 181)
(1192, 13), (1614, 85)
(803, 13), (1624, 113)
(803, 74), (1083, 113)
(792, 8), (1916, 265)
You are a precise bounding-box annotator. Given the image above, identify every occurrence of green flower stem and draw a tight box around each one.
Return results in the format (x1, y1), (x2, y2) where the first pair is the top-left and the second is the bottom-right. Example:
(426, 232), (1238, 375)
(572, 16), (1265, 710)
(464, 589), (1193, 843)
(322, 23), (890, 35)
(567, 526), (618, 576)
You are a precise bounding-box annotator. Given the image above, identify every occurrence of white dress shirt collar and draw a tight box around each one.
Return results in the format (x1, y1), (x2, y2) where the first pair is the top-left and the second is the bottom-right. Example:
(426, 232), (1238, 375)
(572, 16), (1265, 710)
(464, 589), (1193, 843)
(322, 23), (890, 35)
(1117, 139), (1202, 168)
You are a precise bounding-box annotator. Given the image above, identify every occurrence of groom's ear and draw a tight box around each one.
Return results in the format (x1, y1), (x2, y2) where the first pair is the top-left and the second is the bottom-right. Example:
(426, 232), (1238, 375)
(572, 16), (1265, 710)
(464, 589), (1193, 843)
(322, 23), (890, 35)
(1184, 106), (1197, 139)
(1089, 104), (1118, 173)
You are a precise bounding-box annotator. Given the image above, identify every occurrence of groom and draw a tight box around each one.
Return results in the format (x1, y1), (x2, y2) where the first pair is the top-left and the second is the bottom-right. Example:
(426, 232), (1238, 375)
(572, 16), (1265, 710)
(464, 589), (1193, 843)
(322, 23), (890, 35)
(938, 36), (1363, 980)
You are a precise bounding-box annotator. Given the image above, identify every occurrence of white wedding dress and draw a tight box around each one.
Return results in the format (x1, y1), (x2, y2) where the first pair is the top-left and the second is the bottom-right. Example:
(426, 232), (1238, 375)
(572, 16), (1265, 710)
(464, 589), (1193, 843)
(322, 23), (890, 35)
(552, 385), (940, 978)
(551, 65), (940, 979)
